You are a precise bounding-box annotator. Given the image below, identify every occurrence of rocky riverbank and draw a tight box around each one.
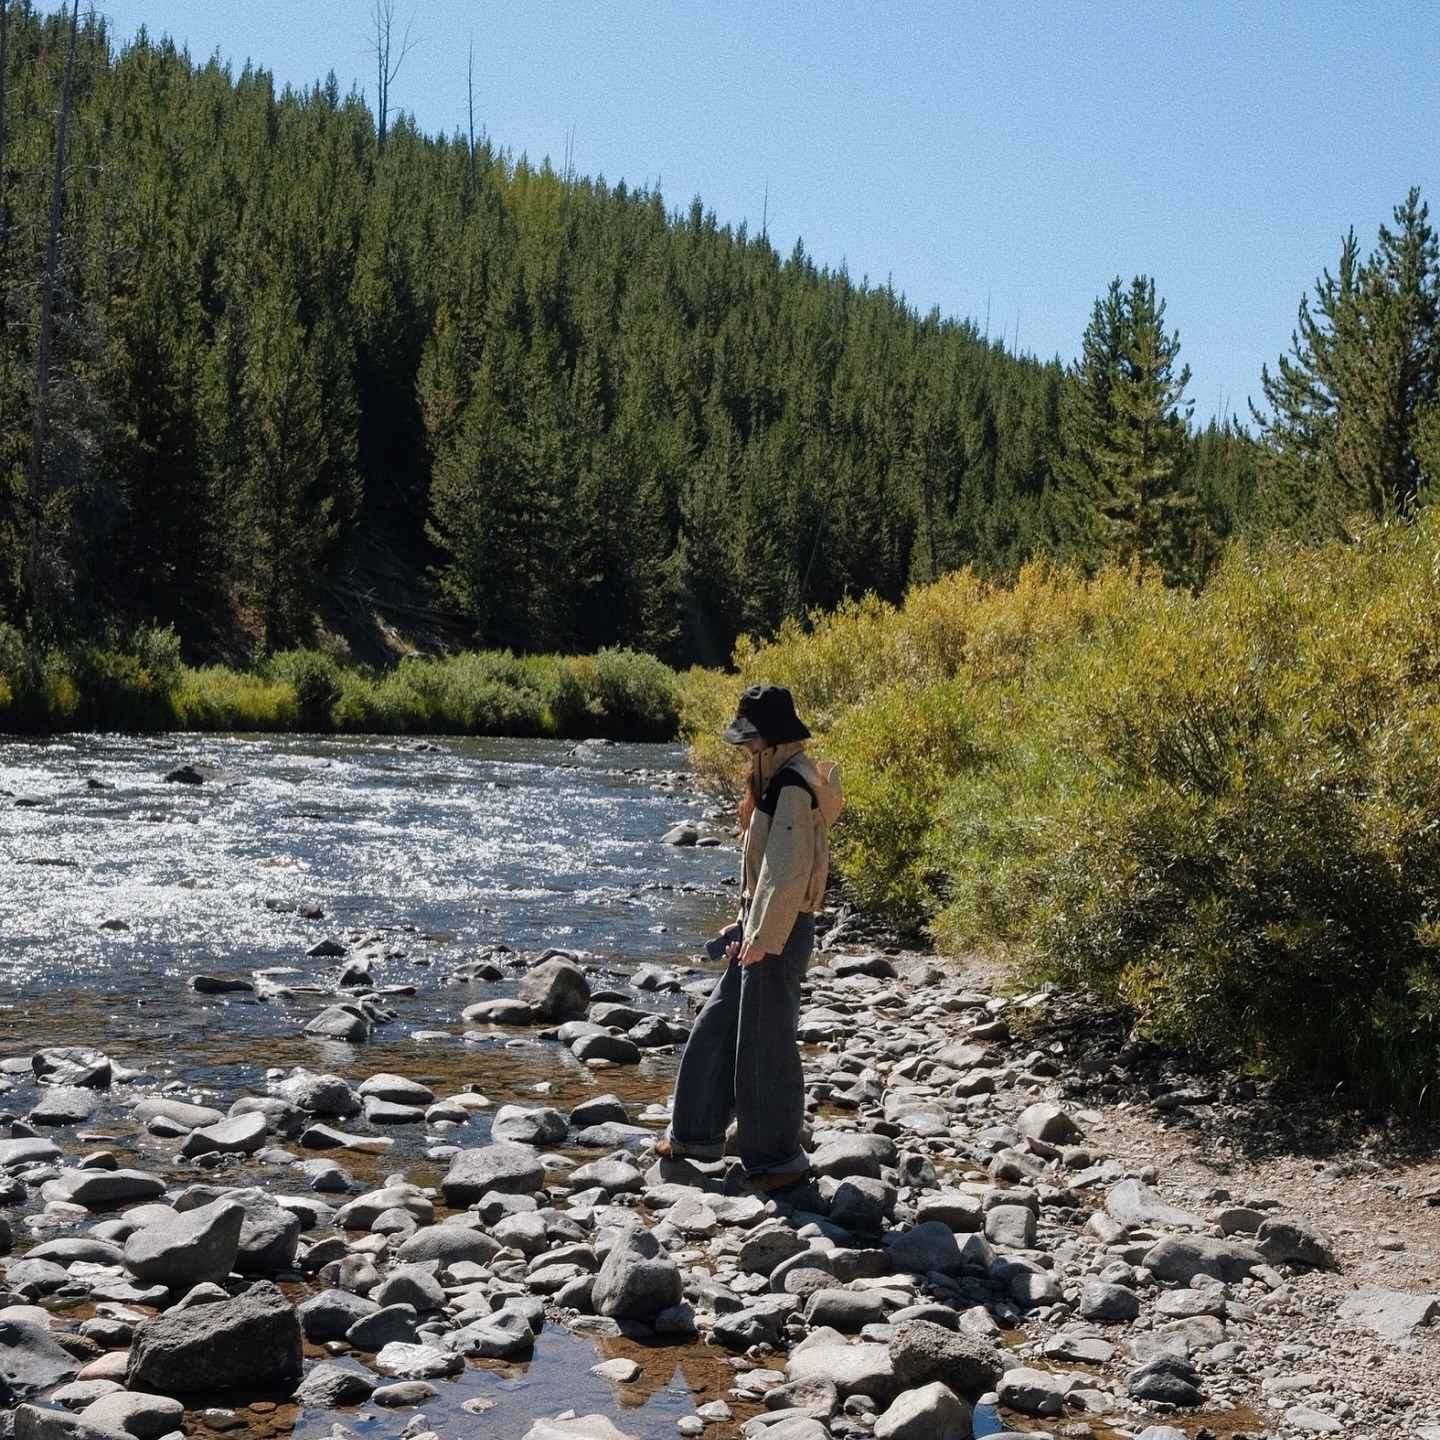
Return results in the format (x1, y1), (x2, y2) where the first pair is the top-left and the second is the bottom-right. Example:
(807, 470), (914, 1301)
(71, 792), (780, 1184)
(0, 942), (1436, 1440)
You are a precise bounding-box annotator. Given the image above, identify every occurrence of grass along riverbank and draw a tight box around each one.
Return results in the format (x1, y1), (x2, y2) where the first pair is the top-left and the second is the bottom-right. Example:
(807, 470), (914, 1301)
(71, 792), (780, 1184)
(687, 514), (1440, 1117)
(0, 632), (684, 741)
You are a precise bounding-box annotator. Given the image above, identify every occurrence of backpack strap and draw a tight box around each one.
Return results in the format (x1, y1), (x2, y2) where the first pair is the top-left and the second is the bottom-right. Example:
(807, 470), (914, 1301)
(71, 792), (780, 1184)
(758, 765), (817, 816)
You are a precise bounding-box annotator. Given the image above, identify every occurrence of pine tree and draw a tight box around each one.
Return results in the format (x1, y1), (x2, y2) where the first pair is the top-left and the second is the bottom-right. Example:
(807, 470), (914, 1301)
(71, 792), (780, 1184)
(1255, 189), (1440, 526)
(1055, 276), (1196, 581)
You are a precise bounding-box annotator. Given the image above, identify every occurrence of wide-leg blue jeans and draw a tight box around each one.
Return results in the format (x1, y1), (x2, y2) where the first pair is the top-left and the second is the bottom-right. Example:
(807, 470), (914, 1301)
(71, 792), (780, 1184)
(665, 912), (813, 1177)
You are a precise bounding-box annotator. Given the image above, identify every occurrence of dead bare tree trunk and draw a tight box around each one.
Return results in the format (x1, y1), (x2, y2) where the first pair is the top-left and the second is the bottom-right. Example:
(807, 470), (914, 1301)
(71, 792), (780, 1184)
(24, 0), (79, 619)
(371, 0), (415, 159)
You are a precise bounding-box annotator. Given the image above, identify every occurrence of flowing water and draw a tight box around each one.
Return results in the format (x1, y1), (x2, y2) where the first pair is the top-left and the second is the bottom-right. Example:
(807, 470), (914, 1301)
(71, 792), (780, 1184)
(0, 733), (767, 1440)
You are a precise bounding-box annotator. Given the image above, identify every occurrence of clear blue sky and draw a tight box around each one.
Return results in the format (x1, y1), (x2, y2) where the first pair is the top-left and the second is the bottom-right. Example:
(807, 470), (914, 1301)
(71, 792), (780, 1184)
(97, 1), (1438, 424)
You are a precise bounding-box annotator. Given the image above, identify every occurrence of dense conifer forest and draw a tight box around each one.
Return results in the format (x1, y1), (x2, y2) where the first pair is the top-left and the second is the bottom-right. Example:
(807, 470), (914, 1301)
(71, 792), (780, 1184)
(0, 6), (1265, 667)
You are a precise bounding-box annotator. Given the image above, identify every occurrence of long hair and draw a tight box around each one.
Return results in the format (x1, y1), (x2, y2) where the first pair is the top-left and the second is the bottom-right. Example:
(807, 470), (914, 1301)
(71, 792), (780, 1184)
(737, 754), (760, 832)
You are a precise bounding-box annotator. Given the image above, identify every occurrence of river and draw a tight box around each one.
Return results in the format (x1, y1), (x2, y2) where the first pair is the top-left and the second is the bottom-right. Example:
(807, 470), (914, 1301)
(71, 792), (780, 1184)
(0, 733), (759, 1440)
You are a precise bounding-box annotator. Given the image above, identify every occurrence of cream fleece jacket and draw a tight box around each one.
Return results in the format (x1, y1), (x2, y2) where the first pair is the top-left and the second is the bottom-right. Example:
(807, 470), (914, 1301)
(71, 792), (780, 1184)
(740, 745), (844, 955)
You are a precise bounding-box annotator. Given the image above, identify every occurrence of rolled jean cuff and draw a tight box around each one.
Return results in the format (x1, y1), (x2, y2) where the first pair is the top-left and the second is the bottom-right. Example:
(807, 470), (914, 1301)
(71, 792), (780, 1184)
(660, 1129), (726, 1161)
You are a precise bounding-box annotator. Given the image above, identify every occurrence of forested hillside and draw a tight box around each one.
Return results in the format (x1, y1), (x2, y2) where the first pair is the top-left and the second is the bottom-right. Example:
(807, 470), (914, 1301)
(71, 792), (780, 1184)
(0, 7), (1253, 666)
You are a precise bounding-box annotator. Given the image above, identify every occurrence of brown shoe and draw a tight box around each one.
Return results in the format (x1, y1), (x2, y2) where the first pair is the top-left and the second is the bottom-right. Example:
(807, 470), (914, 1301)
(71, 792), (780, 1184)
(739, 1168), (811, 1193)
(655, 1137), (698, 1161)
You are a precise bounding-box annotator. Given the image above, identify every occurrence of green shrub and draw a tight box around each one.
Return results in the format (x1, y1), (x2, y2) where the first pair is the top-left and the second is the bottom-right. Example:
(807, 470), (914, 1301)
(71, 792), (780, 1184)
(267, 649), (343, 730)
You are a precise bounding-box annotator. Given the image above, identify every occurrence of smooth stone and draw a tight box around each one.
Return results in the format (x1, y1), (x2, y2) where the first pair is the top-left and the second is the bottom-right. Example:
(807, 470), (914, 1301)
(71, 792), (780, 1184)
(997, 1366), (1063, 1416)
(871, 1381), (971, 1440)
(1254, 1214), (1337, 1268)
(442, 1143), (546, 1203)
(1336, 1284), (1440, 1341)
(372, 1342), (462, 1379)
(491, 1105), (569, 1145)
(0, 1315), (81, 1399)
(293, 1362), (377, 1408)
(784, 1342), (896, 1403)
(592, 1227), (682, 1320)
(517, 957), (591, 1021)
(1078, 1280), (1140, 1324)
(1144, 1234), (1260, 1284)
(123, 1199), (243, 1288)
(80, 1390), (185, 1439)
(1104, 1179), (1205, 1232)
(371, 1380), (439, 1407)
(181, 1112), (268, 1157)
(41, 1170), (165, 1210)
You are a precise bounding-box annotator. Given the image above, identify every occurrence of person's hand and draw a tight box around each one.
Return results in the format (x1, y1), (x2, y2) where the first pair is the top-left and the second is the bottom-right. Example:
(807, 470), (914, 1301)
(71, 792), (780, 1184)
(737, 940), (768, 966)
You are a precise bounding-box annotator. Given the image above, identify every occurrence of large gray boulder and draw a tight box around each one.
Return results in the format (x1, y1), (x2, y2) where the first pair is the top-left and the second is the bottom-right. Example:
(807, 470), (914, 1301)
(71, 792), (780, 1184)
(440, 1144), (545, 1205)
(0, 1315), (81, 1400)
(133, 1097), (226, 1131)
(591, 1228), (682, 1320)
(517, 957), (590, 1020)
(1143, 1234), (1260, 1285)
(13, 1406), (121, 1440)
(124, 1200), (244, 1288)
(785, 1339), (896, 1403)
(0, 1139), (61, 1171)
(888, 1317), (1003, 1398)
(126, 1279), (301, 1395)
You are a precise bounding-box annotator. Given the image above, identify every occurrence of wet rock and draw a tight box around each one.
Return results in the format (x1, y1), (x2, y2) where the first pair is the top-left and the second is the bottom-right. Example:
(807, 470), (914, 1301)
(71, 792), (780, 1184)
(358, 1074), (435, 1107)
(571, 1033), (642, 1064)
(1254, 1214), (1337, 1268)
(78, 1391), (184, 1440)
(1143, 1234), (1260, 1284)
(305, 1004), (371, 1041)
(462, 999), (536, 1025)
(491, 1105), (568, 1145)
(292, 1362), (376, 1408)
(441, 1143), (546, 1204)
(298, 1289), (380, 1343)
(517, 957), (591, 1021)
(181, 1112), (268, 1158)
(712, 1308), (782, 1351)
(0, 1138), (61, 1170)
(126, 1279), (301, 1396)
(41, 1169), (165, 1210)
(164, 764), (242, 787)
(363, 1098), (426, 1125)
(591, 1227), (682, 1320)
(346, 1305), (419, 1350)
(660, 823), (698, 846)
(371, 1380), (438, 1407)
(306, 938), (347, 959)
(132, 1098), (225, 1131)
(0, 1315), (81, 1398)
(123, 1199), (243, 1288)
(32, 1048), (112, 1089)
(276, 1070), (360, 1117)
(190, 976), (254, 995)
(888, 1318), (1003, 1398)
(871, 1381), (971, 1440)
(568, 1095), (630, 1128)
(372, 1341), (462, 1379)
(450, 1305), (536, 1358)
(831, 953), (896, 980)
(230, 1096), (306, 1137)
(1104, 1179), (1205, 1232)
(29, 1087), (97, 1126)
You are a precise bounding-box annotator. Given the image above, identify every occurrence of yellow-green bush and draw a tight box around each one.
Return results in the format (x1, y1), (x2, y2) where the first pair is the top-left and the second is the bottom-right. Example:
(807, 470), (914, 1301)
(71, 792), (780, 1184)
(708, 517), (1440, 1112)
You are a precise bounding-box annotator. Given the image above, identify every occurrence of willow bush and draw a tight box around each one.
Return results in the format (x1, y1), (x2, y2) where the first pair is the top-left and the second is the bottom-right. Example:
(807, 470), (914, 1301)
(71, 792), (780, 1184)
(693, 518), (1440, 1112)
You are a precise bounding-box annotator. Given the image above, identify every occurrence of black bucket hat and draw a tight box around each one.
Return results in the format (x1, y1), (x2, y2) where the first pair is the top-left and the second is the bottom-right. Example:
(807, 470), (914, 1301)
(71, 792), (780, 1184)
(723, 684), (811, 745)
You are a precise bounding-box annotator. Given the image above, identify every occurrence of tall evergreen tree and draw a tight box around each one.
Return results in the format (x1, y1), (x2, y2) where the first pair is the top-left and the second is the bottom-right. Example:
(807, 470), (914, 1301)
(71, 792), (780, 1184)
(1255, 189), (1440, 526)
(1055, 276), (1197, 581)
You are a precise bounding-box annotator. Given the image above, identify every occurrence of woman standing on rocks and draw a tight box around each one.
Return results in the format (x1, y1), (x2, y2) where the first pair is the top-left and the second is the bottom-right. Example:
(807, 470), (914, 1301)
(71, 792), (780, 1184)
(658, 684), (842, 1192)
